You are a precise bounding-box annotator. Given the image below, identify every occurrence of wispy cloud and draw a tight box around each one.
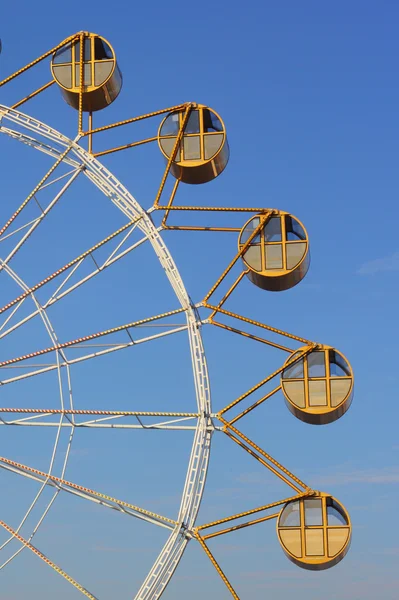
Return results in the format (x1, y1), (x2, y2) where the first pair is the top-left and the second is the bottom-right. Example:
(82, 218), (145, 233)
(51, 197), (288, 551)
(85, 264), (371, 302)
(239, 569), (313, 581)
(312, 466), (399, 486)
(93, 544), (156, 554)
(374, 547), (399, 556)
(357, 251), (399, 275)
(236, 466), (399, 488)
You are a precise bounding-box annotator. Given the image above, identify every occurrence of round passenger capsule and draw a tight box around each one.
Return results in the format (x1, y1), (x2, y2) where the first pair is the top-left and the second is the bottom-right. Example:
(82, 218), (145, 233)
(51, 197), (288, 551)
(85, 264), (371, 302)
(158, 105), (229, 184)
(238, 212), (310, 291)
(281, 346), (354, 425)
(51, 33), (122, 112)
(277, 493), (351, 571)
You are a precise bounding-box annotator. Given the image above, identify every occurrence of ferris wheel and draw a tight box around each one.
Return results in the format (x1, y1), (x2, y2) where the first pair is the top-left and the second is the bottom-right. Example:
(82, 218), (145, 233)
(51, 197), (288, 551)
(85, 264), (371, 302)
(0, 32), (354, 599)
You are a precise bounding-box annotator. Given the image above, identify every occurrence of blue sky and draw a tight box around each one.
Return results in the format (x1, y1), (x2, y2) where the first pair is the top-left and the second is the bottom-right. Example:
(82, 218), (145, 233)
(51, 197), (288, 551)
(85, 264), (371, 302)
(0, 1), (398, 599)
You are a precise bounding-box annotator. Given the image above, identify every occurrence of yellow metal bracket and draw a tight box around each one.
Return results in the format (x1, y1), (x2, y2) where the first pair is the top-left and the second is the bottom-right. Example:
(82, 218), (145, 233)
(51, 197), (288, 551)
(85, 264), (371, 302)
(210, 321), (292, 352)
(193, 492), (311, 600)
(84, 103), (193, 163)
(161, 178), (181, 227)
(197, 493), (307, 536)
(153, 104), (193, 208)
(156, 206), (269, 213)
(0, 33), (78, 118)
(162, 225), (241, 232)
(228, 384), (282, 425)
(194, 532), (241, 600)
(219, 417), (312, 493)
(92, 136), (158, 158)
(156, 205), (270, 232)
(202, 512), (279, 540)
(203, 211), (272, 307)
(208, 269), (248, 320)
(81, 103), (189, 137)
(219, 345), (314, 416)
(0, 34), (79, 89)
(11, 80), (55, 110)
(205, 305), (314, 347)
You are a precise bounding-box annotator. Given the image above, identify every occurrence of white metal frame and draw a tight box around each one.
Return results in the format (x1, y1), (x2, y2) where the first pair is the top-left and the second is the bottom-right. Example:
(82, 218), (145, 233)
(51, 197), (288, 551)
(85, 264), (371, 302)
(0, 104), (213, 599)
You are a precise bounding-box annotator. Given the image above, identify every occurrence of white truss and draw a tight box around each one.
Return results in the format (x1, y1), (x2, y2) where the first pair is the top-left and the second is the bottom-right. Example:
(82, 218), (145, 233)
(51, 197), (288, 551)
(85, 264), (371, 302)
(0, 105), (213, 599)
(0, 236), (76, 570)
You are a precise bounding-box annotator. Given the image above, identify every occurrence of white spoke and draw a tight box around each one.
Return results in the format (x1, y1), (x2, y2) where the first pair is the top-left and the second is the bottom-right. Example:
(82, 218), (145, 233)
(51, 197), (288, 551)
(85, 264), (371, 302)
(0, 324), (187, 385)
(0, 409), (202, 430)
(0, 302), (186, 369)
(0, 422), (199, 430)
(0, 217), (42, 244)
(0, 163), (81, 270)
(0, 457), (177, 531)
(0, 262), (76, 563)
(0, 407), (207, 428)
(0, 224), (147, 342)
(0, 519), (98, 599)
(38, 168), (80, 190)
